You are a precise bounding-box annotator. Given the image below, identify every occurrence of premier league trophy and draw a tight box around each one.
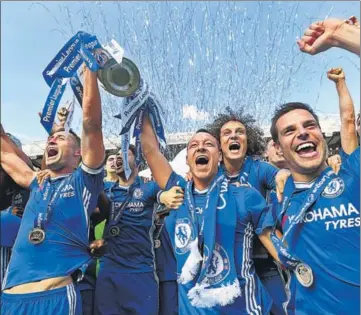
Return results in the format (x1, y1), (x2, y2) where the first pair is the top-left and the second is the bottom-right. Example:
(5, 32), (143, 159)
(41, 32), (166, 180)
(97, 52), (141, 97)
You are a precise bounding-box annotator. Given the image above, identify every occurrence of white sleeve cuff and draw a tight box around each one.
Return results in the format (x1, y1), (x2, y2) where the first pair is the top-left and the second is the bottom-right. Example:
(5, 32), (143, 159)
(81, 163), (104, 175)
(157, 190), (164, 204)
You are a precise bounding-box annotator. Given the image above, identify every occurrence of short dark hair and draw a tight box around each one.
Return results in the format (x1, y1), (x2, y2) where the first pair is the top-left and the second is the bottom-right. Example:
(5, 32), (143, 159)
(49, 128), (81, 149)
(206, 106), (266, 156)
(69, 129), (81, 148)
(270, 102), (320, 143)
(187, 128), (219, 149)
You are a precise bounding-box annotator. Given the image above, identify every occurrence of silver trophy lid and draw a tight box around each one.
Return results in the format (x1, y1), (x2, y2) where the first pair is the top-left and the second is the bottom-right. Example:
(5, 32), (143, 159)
(98, 57), (140, 97)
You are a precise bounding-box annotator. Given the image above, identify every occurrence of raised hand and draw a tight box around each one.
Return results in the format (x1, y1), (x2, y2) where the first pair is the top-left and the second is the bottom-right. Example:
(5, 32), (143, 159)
(297, 18), (346, 55)
(36, 169), (52, 185)
(327, 67), (345, 83)
(159, 186), (184, 210)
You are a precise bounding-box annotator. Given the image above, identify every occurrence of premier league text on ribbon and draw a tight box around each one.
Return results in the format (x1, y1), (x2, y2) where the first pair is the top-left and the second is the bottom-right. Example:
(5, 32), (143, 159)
(115, 79), (167, 179)
(41, 32), (103, 134)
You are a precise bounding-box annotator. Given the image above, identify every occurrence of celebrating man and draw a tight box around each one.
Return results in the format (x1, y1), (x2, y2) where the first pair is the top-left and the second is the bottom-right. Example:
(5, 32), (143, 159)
(141, 114), (279, 314)
(265, 102), (360, 314)
(0, 67), (105, 315)
(206, 107), (287, 315)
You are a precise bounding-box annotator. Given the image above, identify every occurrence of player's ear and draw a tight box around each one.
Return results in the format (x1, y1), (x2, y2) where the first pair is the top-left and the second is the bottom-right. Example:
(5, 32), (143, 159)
(274, 141), (283, 156)
(186, 154), (189, 167)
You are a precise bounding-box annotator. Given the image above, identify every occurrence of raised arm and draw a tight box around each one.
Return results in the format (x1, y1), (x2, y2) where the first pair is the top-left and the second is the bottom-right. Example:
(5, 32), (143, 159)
(327, 68), (358, 154)
(140, 114), (173, 189)
(81, 67), (105, 169)
(0, 128), (36, 188)
(297, 17), (360, 56)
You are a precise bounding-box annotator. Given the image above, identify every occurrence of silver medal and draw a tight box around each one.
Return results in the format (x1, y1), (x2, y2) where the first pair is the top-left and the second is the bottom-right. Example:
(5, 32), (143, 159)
(295, 263), (313, 287)
(29, 228), (46, 245)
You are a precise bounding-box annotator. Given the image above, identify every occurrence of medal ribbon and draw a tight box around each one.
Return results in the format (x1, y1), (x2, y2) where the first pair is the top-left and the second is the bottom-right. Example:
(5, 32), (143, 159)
(106, 178), (142, 238)
(33, 179), (67, 231)
(270, 168), (336, 269)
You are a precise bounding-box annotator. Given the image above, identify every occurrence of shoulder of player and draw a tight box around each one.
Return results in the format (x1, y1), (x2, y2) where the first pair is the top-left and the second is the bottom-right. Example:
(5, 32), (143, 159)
(165, 171), (187, 191)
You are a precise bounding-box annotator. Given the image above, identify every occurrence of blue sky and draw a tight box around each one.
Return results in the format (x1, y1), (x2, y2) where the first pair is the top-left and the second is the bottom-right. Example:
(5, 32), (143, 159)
(1, 1), (360, 144)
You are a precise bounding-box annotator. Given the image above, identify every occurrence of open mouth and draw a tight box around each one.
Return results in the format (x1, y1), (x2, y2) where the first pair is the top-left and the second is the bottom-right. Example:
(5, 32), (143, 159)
(195, 155), (209, 166)
(229, 142), (241, 153)
(47, 146), (59, 158)
(295, 142), (317, 157)
(115, 157), (123, 169)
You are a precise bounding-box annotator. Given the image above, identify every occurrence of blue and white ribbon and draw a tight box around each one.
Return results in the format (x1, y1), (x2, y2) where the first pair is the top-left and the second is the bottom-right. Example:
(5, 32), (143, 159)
(271, 168), (336, 269)
(41, 32), (104, 134)
(115, 79), (167, 179)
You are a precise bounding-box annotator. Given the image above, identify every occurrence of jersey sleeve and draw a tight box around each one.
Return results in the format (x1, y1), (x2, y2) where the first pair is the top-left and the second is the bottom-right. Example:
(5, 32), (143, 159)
(147, 181), (162, 203)
(259, 161), (278, 191)
(340, 147), (360, 177)
(243, 187), (269, 235)
(29, 176), (40, 191)
(165, 171), (186, 191)
(338, 149), (350, 162)
(261, 202), (281, 232)
(75, 163), (105, 217)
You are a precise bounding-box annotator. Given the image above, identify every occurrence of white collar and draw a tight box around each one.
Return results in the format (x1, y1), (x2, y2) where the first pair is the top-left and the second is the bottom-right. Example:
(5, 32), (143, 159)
(50, 173), (72, 181)
(194, 188), (209, 195)
(294, 178), (317, 189)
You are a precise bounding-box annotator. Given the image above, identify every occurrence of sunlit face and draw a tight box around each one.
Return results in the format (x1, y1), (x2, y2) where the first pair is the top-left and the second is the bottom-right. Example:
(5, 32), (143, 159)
(275, 109), (327, 176)
(45, 131), (79, 170)
(220, 121), (248, 162)
(266, 139), (286, 168)
(115, 149), (136, 176)
(186, 132), (221, 184)
(105, 154), (116, 174)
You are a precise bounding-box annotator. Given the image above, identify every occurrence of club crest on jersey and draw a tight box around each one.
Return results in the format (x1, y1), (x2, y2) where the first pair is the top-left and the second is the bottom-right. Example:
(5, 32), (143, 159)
(175, 218), (193, 254)
(322, 178), (345, 198)
(203, 244), (230, 285)
(132, 188), (143, 200)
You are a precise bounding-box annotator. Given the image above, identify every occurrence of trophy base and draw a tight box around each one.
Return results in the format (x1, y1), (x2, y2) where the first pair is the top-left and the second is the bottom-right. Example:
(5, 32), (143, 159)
(98, 57), (140, 97)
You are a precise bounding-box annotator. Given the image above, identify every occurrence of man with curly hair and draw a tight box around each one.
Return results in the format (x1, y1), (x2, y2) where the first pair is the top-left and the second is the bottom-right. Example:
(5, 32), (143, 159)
(206, 106), (287, 315)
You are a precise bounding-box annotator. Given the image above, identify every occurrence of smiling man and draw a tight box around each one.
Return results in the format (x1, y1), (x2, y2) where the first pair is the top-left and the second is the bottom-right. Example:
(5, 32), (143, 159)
(206, 107), (287, 315)
(265, 102), (360, 314)
(0, 67), (105, 315)
(141, 114), (279, 314)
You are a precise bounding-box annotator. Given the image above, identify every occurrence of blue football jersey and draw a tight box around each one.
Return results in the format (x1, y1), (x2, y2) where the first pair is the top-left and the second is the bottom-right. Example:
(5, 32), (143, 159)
(154, 221), (177, 282)
(224, 156), (278, 198)
(1, 207), (21, 288)
(3, 165), (104, 289)
(103, 180), (115, 193)
(101, 177), (161, 273)
(267, 147), (360, 314)
(165, 172), (272, 314)
(0, 207), (21, 248)
(224, 157), (279, 273)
